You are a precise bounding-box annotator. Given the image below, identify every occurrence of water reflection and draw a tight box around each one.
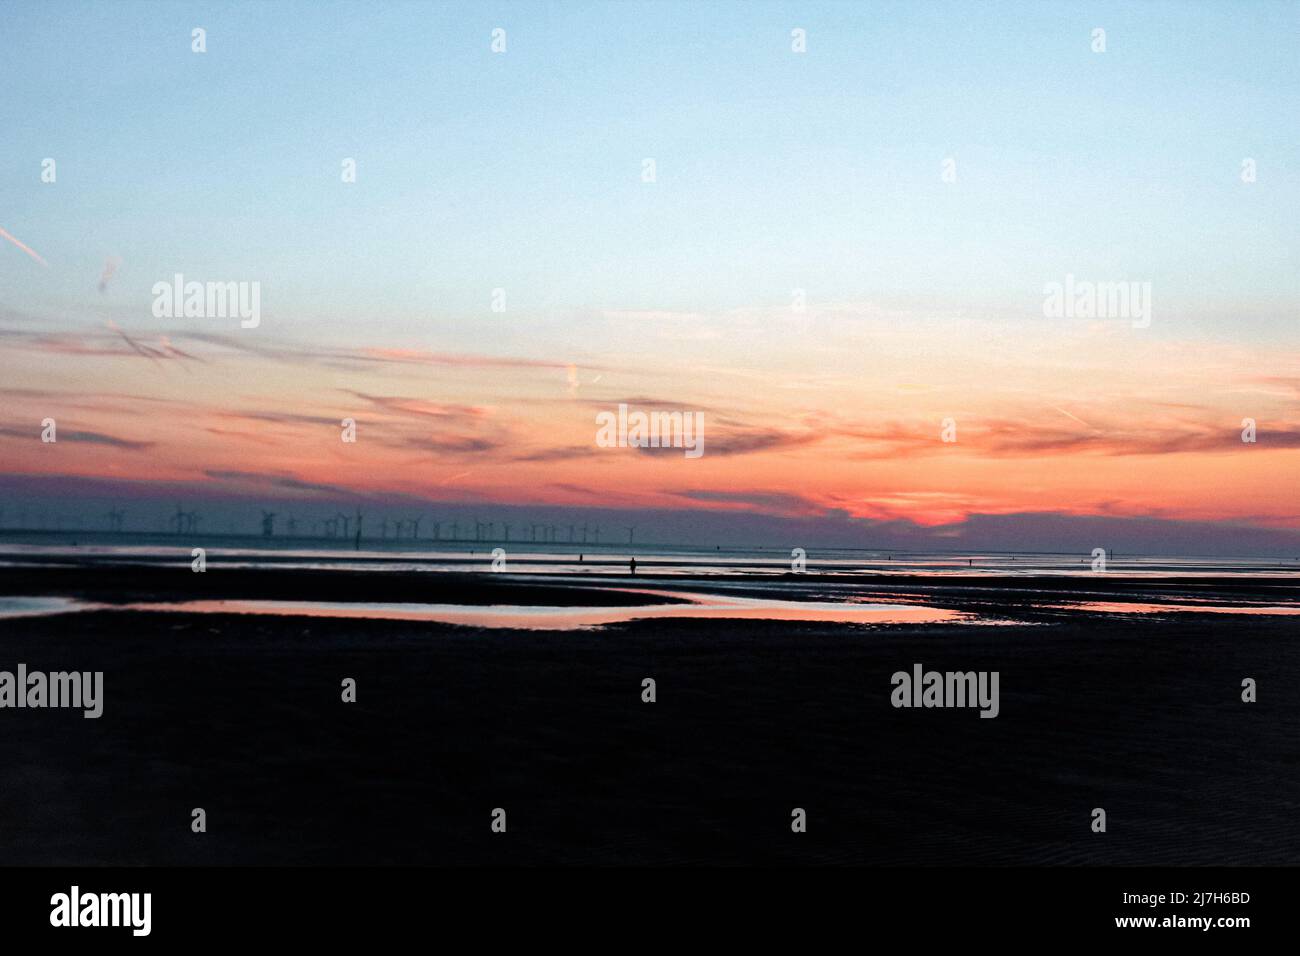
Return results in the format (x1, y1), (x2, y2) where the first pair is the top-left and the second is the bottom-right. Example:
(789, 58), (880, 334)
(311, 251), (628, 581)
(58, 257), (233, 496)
(0, 596), (99, 619)
(1043, 601), (1300, 616)
(121, 593), (975, 630)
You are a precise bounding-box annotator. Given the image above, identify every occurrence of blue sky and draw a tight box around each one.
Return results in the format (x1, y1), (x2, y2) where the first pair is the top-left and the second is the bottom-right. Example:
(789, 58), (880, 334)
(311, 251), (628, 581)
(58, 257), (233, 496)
(2, 0), (1296, 349)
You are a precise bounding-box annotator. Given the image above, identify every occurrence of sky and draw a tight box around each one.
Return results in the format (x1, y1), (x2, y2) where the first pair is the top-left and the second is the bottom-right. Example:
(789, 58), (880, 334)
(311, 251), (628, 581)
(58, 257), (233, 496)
(1, 0), (1297, 552)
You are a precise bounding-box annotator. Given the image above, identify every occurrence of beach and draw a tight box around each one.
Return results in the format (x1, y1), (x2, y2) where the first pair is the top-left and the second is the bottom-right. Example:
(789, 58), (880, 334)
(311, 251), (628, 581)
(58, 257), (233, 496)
(1, 563), (1295, 865)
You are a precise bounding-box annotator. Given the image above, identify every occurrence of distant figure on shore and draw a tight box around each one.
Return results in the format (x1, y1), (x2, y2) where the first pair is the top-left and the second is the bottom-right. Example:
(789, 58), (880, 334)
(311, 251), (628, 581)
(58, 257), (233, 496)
(630, 557), (637, 575)
(579, 554), (584, 562)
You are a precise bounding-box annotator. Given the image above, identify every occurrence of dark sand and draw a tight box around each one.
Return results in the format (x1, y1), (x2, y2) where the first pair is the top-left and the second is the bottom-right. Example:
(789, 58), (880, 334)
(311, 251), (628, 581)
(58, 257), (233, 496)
(1, 573), (1295, 864)
(0, 565), (690, 607)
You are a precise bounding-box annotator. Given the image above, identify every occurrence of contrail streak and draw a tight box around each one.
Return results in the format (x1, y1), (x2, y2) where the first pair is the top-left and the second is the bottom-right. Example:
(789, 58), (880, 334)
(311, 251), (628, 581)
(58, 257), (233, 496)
(0, 225), (50, 268)
(1052, 406), (1093, 428)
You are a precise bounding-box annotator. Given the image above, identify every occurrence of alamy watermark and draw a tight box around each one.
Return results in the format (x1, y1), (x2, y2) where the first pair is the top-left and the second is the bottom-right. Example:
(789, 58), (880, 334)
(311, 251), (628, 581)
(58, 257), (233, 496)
(152, 273), (260, 328)
(50, 886), (150, 936)
(596, 402), (704, 459)
(1043, 274), (1151, 329)
(891, 663), (999, 718)
(0, 664), (103, 718)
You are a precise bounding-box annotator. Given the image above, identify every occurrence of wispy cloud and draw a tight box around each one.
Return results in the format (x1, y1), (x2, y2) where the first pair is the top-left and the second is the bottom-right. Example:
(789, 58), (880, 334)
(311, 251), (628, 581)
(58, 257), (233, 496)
(343, 390), (489, 422)
(203, 470), (357, 497)
(0, 426), (152, 450)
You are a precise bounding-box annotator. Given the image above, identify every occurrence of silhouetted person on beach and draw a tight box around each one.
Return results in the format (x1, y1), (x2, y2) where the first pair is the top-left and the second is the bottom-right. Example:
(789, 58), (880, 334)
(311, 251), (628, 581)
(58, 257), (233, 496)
(630, 557), (636, 575)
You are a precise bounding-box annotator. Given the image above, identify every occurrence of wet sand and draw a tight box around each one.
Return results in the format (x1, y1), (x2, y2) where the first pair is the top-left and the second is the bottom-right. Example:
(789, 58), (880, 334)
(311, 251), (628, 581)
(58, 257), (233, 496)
(0, 565), (690, 607)
(0, 590), (1295, 865)
(2, 563), (1296, 610)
